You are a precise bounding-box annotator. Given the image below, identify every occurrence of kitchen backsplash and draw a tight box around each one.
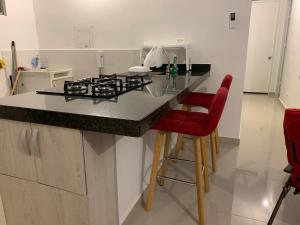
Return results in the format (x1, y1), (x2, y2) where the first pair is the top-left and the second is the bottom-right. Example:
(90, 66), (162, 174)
(0, 48), (187, 80)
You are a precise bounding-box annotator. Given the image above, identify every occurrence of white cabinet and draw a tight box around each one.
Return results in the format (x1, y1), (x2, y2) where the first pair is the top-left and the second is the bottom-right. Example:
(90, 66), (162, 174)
(0, 119), (36, 181)
(32, 124), (86, 195)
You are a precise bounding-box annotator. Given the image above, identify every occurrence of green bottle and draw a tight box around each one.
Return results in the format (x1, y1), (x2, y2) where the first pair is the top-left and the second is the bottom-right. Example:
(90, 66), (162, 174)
(171, 56), (178, 78)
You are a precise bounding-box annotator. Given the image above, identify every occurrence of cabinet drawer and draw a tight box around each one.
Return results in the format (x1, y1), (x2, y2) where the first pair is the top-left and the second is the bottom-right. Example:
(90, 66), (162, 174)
(32, 124), (86, 195)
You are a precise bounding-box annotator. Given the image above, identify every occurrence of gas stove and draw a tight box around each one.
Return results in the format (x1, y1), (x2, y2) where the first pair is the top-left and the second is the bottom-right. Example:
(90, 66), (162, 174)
(36, 74), (152, 99)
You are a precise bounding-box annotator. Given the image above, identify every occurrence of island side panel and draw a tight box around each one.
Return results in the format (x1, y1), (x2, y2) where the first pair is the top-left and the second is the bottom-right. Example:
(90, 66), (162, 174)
(115, 130), (179, 224)
(83, 131), (119, 225)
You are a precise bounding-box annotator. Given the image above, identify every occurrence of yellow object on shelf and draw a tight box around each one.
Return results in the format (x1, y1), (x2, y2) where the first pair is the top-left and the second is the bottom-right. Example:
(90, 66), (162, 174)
(0, 58), (6, 69)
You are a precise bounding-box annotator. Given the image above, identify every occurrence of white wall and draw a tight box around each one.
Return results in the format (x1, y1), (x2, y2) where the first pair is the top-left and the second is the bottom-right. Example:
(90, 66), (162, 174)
(0, 0), (39, 96)
(33, 0), (252, 139)
(279, 0), (300, 108)
(0, 0), (39, 49)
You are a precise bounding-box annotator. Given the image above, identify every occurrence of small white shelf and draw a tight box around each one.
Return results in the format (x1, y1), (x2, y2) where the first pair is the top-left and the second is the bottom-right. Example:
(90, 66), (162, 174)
(18, 68), (73, 93)
(140, 43), (192, 70)
(143, 43), (191, 50)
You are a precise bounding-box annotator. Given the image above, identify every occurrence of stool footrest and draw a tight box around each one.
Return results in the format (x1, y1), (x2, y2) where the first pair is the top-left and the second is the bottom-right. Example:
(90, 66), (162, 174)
(157, 166), (204, 186)
(157, 175), (196, 186)
(166, 156), (195, 163)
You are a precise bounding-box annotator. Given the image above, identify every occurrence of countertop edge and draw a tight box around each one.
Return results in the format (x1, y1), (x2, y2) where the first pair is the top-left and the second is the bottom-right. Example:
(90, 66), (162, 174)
(0, 71), (210, 137)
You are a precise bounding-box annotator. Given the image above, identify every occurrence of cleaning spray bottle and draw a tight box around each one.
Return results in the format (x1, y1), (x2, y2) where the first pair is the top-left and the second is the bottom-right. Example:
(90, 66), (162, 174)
(171, 55), (178, 88)
(31, 55), (40, 70)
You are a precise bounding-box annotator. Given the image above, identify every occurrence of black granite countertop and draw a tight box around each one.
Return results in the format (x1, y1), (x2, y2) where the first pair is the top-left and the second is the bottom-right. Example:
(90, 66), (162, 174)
(0, 67), (210, 137)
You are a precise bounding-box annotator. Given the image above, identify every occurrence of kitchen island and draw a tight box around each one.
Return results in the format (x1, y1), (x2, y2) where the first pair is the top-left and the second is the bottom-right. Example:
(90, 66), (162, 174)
(0, 66), (210, 225)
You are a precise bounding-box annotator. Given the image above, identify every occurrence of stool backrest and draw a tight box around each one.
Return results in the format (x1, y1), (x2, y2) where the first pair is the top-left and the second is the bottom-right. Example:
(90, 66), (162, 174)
(221, 74), (233, 90)
(207, 87), (228, 133)
(284, 109), (300, 184)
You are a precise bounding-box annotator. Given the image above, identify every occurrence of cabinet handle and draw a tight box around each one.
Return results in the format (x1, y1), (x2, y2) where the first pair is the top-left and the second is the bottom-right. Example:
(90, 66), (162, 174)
(20, 128), (31, 155)
(31, 128), (40, 156)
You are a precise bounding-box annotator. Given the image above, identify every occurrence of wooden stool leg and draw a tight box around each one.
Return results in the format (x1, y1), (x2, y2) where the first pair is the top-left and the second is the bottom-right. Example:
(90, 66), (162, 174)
(182, 104), (188, 111)
(210, 132), (217, 173)
(215, 127), (220, 154)
(174, 133), (183, 162)
(160, 132), (171, 186)
(144, 131), (165, 211)
(194, 137), (205, 225)
(181, 105), (188, 151)
(200, 136), (210, 192)
(187, 105), (192, 112)
(180, 105), (191, 151)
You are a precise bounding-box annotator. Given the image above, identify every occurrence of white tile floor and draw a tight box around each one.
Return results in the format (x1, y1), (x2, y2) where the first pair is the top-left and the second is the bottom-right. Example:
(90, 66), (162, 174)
(123, 94), (300, 225)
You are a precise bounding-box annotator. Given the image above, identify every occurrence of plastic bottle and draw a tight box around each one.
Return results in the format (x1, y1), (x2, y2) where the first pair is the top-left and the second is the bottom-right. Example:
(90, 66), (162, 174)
(31, 55), (40, 70)
(171, 55), (178, 78)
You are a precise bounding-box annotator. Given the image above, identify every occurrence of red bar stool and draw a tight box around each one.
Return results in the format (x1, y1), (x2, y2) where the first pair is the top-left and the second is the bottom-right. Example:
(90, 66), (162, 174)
(176, 74), (233, 172)
(268, 109), (300, 225)
(144, 87), (228, 225)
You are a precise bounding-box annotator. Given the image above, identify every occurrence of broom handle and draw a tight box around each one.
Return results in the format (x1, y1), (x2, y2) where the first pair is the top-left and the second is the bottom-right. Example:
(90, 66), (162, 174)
(10, 71), (21, 96)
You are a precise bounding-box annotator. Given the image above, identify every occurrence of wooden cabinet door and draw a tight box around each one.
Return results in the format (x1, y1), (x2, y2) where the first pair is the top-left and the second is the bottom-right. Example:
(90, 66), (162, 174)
(31, 183), (88, 225)
(0, 175), (88, 225)
(59, 189), (89, 225)
(0, 194), (7, 225)
(0, 175), (37, 225)
(0, 119), (36, 181)
(32, 124), (86, 195)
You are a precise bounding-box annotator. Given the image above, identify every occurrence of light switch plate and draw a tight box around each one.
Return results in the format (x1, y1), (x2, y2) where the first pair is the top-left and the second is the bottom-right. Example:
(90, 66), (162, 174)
(229, 12), (236, 29)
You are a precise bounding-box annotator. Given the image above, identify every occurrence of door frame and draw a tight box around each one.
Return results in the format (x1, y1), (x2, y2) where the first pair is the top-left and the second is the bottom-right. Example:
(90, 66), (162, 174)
(275, 0), (293, 96)
(244, 0), (293, 94)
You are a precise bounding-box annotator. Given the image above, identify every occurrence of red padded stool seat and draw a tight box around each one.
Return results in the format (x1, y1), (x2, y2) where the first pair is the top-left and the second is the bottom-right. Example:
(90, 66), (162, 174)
(182, 74), (233, 108)
(152, 111), (209, 136)
(182, 93), (215, 109)
(177, 74), (233, 165)
(268, 109), (300, 225)
(284, 109), (300, 189)
(144, 87), (229, 225)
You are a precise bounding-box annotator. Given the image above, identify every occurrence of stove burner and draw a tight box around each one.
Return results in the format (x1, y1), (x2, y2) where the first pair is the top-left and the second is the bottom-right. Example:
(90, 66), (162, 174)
(38, 74), (152, 99)
(126, 76), (144, 87)
(92, 77), (121, 85)
(77, 77), (93, 83)
(92, 84), (117, 96)
(64, 81), (88, 94)
(99, 74), (117, 80)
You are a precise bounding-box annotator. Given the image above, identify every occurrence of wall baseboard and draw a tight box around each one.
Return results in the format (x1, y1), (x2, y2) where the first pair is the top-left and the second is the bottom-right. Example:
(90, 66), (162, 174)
(220, 136), (240, 145)
(183, 135), (240, 144)
(278, 97), (287, 109)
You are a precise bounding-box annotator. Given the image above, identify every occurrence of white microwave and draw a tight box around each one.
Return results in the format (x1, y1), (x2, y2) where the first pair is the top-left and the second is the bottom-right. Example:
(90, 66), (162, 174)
(0, 0), (6, 16)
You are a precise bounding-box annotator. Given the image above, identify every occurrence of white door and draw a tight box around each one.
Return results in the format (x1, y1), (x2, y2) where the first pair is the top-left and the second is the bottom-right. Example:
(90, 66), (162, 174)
(244, 0), (279, 93)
